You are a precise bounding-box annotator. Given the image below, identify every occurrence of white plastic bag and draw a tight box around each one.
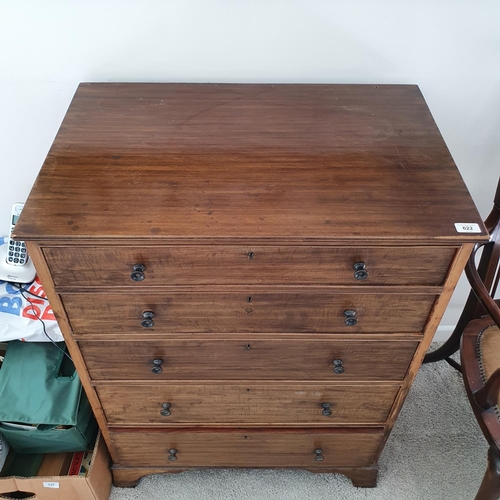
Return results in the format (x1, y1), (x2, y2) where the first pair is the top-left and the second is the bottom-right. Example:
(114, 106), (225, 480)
(0, 276), (63, 342)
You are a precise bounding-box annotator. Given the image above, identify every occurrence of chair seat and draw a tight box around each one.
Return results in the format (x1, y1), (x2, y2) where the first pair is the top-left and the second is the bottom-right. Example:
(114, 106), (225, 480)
(461, 316), (500, 430)
(479, 323), (500, 381)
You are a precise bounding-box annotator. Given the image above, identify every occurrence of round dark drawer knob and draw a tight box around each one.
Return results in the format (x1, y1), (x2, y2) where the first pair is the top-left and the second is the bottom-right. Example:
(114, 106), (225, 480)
(321, 402), (333, 417)
(344, 310), (358, 326)
(141, 310), (155, 328)
(160, 402), (172, 416)
(151, 358), (164, 374)
(168, 448), (178, 461)
(131, 263), (146, 281)
(333, 359), (345, 374)
(353, 262), (368, 280)
(314, 449), (324, 462)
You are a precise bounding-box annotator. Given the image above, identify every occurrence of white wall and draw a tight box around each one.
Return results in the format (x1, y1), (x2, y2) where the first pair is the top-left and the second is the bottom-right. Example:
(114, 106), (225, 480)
(1, 1), (499, 337)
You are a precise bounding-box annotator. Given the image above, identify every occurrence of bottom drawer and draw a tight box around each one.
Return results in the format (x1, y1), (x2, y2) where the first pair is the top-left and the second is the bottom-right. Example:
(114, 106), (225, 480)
(110, 428), (383, 468)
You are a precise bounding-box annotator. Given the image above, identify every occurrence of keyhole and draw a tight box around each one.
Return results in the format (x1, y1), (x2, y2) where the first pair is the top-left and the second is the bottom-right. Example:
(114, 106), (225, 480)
(246, 344), (251, 350)
(247, 296), (252, 303)
(248, 252), (254, 259)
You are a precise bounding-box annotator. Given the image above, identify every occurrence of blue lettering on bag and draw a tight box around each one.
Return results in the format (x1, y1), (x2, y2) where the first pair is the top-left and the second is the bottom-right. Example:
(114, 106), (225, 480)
(5, 282), (20, 295)
(0, 296), (22, 316)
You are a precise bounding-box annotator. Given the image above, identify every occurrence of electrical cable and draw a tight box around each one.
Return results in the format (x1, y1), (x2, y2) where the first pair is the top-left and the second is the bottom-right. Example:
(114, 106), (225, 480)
(10, 282), (49, 301)
(15, 284), (73, 363)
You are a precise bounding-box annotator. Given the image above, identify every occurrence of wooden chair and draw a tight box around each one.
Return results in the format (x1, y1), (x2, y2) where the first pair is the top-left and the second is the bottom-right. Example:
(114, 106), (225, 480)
(454, 177), (500, 499)
(424, 177), (500, 368)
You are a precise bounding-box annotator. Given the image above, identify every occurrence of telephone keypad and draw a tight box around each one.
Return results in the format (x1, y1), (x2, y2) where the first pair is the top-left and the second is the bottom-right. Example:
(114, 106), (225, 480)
(7, 238), (27, 266)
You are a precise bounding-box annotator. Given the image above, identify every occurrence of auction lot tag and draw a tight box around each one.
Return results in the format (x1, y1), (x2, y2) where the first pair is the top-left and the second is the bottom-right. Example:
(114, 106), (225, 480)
(454, 223), (482, 233)
(43, 482), (60, 488)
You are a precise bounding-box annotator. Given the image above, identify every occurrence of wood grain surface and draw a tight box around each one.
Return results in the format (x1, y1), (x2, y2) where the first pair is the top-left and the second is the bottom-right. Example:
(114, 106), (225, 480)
(79, 338), (418, 381)
(62, 291), (435, 334)
(109, 427), (384, 468)
(13, 83), (487, 243)
(96, 383), (400, 425)
(43, 245), (456, 287)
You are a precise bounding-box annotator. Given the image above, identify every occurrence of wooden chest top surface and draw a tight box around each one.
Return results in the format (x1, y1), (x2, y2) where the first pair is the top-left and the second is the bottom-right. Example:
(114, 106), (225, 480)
(14, 83), (486, 243)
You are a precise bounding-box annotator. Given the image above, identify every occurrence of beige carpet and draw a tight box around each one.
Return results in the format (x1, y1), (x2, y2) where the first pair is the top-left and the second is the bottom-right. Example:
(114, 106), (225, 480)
(110, 348), (487, 500)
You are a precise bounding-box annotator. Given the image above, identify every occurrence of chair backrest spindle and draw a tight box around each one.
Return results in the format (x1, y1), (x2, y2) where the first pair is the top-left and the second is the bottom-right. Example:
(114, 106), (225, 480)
(469, 178), (500, 319)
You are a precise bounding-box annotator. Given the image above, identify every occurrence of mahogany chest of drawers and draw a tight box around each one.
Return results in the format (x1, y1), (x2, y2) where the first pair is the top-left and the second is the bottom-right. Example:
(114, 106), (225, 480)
(14, 83), (487, 488)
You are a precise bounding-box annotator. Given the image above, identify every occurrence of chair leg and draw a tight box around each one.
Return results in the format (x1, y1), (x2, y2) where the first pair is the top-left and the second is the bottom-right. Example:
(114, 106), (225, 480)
(475, 446), (500, 500)
(423, 325), (463, 363)
(424, 285), (486, 364)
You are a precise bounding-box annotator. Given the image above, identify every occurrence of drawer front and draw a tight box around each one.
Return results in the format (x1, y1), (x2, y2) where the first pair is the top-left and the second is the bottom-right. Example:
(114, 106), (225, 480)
(63, 292), (435, 334)
(80, 339), (417, 381)
(44, 245), (455, 287)
(109, 428), (383, 468)
(97, 383), (400, 425)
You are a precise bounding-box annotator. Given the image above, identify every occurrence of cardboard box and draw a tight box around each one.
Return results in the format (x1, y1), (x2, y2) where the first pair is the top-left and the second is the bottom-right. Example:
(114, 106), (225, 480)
(37, 453), (73, 477)
(0, 432), (111, 500)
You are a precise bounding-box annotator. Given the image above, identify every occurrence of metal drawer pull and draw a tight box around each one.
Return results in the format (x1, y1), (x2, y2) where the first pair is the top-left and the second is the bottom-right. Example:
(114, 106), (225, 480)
(333, 359), (345, 374)
(321, 402), (332, 417)
(247, 251), (254, 259)
(344, 310), (358, 326)
(151, 359), (164, 374)
(131, 263), (146, 281)
(353, 261), (368, 280)
(314, 449), (324, 462)
(168, 448), (178, 461)
(141, 310), (155, 328)
(160, 402), (171, 416)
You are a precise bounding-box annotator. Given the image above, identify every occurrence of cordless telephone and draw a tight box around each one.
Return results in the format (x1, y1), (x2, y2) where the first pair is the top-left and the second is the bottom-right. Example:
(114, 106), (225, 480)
(0, 203), (36, 283)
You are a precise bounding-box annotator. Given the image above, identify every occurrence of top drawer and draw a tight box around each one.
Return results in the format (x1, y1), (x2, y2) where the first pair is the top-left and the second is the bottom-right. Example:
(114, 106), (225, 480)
(43, 245), (455, 287)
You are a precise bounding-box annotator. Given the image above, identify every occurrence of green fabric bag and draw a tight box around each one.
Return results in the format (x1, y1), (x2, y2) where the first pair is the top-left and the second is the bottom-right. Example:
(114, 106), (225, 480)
(0, 341), (97, 454)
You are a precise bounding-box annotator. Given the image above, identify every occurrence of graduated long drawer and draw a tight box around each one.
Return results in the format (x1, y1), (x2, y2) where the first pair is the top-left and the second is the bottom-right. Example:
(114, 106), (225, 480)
(63, 292), (436, 335)
(96, 383), (400, 425)
(79, 339), (418, 381)
(43, 245), (455, 287)
(109, 428), (384, 468)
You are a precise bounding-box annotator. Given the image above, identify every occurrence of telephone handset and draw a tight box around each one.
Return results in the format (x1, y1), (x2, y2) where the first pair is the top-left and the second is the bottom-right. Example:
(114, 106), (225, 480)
(0, 203), (37, 283)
